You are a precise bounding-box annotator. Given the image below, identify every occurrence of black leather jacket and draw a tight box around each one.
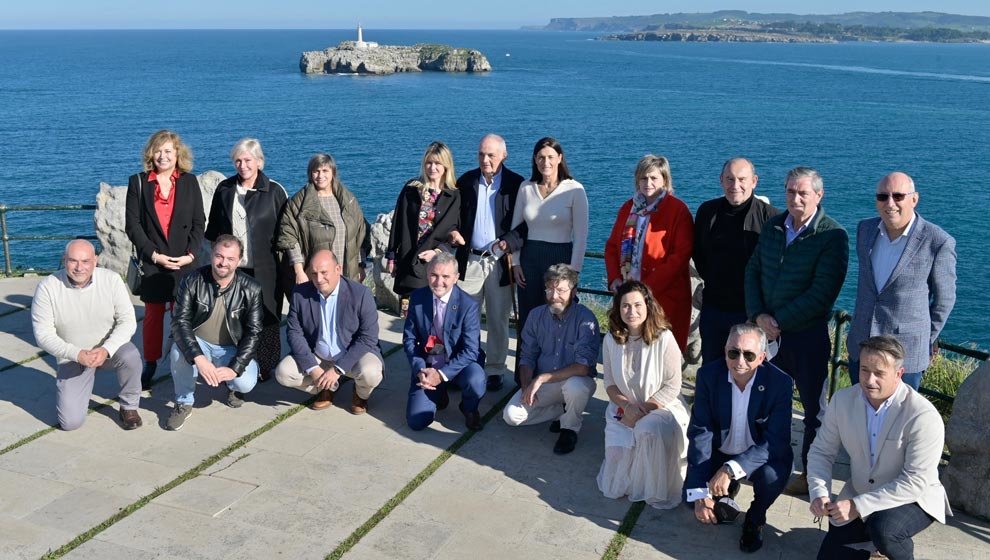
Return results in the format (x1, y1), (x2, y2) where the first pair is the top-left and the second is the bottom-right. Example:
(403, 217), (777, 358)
(171, 266), (264, 375)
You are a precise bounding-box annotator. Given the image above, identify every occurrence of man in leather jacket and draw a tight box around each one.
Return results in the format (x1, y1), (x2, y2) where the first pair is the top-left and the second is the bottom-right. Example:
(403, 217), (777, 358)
(166, 234), (264, 431)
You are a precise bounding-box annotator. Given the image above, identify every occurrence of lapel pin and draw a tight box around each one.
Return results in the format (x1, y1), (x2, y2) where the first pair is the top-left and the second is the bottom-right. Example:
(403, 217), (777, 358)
(758, 385), (765, 392)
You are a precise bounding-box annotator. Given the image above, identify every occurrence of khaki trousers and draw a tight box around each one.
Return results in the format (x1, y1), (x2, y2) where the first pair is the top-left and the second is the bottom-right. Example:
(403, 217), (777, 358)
(275, 352), (383, 399)
(457, 253), (512, 369)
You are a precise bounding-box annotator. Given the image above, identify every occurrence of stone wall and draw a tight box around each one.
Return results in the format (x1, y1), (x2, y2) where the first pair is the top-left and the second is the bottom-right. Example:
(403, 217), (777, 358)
(943, 362), (990, 519)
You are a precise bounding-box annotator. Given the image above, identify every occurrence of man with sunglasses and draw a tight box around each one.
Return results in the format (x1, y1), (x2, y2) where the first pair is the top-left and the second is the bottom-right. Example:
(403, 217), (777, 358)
(503, 263), (600, 454)
(684, 324), (793, 553)
(745, 166), (848, 496)
(845, 171), (956, 391)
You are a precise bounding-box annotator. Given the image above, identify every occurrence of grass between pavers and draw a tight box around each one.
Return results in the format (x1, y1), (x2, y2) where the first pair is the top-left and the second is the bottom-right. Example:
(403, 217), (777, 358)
(39, 344), (403, 559)
(325, 388), (516, 560)
(600, 501), (647, 560)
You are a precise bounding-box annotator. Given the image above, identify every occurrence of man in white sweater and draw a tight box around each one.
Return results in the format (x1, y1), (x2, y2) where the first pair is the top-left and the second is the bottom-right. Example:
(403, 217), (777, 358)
(31, 240), (143, 430)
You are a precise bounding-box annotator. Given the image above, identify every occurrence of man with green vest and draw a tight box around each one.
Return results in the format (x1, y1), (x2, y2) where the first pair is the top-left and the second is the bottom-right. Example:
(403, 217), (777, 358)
(745, 166), (848, 496)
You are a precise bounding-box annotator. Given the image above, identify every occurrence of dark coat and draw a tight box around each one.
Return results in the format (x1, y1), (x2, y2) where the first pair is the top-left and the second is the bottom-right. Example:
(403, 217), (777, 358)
(125, 171), (206, 303)
(205, 170), (289, 319)
(386, 181), (461, 296)
(454, 166), (527, 285)
(285, 278), (382, 374)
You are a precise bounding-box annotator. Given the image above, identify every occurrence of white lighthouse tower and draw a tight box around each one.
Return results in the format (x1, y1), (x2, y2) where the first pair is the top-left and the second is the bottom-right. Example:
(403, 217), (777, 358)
(355, 24), (378, 49)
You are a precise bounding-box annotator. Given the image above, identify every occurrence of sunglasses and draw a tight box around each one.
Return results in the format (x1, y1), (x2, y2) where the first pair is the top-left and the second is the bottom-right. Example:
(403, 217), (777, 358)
(726, 348), (759, 362)
(875, 191), (915, 202)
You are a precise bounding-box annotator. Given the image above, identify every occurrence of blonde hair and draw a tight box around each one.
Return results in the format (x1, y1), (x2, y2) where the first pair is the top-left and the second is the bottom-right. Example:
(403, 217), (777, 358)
(634, 154), (673, 195)
(418, 141), (456, 196)
(230, 138), (265, 170)
(142, 129), (193, 173)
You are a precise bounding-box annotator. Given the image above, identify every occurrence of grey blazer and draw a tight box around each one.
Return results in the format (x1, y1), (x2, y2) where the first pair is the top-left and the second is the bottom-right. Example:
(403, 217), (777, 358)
(846, 215), (956, 373)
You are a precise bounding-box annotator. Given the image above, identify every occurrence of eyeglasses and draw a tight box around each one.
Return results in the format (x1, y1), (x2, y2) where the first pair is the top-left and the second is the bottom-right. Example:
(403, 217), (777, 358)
(545, 287), (572, 296)
(875, 191), (915, 202)
(726, 349), (759, 362)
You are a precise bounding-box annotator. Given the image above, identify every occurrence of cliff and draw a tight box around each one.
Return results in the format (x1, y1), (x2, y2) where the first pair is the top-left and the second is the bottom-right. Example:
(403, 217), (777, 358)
(300, 41), (492, 75)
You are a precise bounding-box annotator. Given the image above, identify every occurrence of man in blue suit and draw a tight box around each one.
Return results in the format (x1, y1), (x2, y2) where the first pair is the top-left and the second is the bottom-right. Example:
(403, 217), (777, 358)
(684, 324), (793, 553)
(846, 171), (956, 390)
(404, 252), (487, 431)
(275, 250), (383, 413)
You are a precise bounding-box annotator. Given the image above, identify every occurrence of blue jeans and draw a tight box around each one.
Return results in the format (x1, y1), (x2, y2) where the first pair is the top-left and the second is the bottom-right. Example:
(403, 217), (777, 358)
(847, 359), (923, 391)
(170, 338), (259, 406)
(817, 502), (933, 560)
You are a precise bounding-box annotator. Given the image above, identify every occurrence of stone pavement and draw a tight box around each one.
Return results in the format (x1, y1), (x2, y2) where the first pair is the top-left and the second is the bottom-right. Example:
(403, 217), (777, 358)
(0, 276), (988, 560)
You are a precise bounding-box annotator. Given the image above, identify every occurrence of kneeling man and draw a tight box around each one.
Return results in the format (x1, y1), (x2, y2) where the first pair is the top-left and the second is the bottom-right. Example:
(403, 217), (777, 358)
(276, 250), (383, 413)
(809, 335), (951, 560)
(684, 324), (793, 553)
(404, 252), (487, 431)
(31, 240), (143, 430)
(167, 235), (264, 430)
(503, 264), (601, 455)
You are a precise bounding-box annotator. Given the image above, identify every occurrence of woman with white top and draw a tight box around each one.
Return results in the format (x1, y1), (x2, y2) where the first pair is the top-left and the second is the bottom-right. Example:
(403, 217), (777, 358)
(597, 280), (689, 509)
(509, 137), (589, 333)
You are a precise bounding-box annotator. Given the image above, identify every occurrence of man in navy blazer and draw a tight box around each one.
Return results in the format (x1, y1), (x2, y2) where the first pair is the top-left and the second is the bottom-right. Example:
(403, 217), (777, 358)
(846, 171), (956, 390)
(684, 324), (793, 553)
(404, 252), (487, 431)
(275, 250), (383, 413)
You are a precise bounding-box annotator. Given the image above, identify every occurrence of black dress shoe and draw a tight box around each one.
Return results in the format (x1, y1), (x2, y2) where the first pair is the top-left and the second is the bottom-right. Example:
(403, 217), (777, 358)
(553, 428), (578, 454)
(739, 520), (764, 553)
(141, 360), (157, 391)
(464, 410), (483, 431)
(549, 420), (561, 433)
(486, 374), (504, 391)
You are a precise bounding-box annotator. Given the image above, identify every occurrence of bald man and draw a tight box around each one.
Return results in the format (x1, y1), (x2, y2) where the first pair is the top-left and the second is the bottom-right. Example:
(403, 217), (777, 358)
(276, 250), (383, 413)
(846, 171), (957, 390)
(31, 240), (143, 430)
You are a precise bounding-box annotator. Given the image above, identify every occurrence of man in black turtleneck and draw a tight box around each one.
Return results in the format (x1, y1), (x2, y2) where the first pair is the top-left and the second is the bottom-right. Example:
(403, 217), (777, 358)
(693, 158), (780, 364)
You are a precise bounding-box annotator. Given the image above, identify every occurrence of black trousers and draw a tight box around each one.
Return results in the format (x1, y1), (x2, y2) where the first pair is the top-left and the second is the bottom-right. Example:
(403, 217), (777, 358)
(817, 502), (934, 560)
(770, 321), (830, 468)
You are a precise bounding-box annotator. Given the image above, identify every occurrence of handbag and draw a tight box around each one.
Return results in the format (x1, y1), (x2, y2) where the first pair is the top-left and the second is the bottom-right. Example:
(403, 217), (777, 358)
(126, 174), (145, 296)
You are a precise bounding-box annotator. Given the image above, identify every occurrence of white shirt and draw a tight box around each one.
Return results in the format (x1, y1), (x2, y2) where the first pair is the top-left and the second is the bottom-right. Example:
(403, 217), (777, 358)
(863, 384), (901, 468)
(686, 372), (757, 502)
(232, 183), (254, 268)
(871, 215), (916, 292)
(470, 169), (501, 250)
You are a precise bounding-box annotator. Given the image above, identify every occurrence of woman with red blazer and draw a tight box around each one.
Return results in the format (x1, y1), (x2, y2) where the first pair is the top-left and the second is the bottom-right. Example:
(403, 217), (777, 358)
(125, 130), (206, 389)
(605, 155), (694, 352)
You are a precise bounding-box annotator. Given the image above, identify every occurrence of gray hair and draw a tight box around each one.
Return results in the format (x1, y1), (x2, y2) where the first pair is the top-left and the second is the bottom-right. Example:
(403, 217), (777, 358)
(427, 251), (458, 272)
(230, 138), (265, 169)
(720, 157), (756, 178)
(859, 335), (906, 369)
(728, 323), (768, 353)
(785, 166), (823, 193)
(543, 263), (579, 289)
(480, 133), (507, 155)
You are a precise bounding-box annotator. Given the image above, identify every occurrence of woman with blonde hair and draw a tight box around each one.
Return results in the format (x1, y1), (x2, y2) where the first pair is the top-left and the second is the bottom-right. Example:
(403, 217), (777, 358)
(386, 141), (461, 305)
(125, 130), (205, 389)
(206, 138), (289, 381)
(605, 154), (694, 352)
(597, 280), (689, 509)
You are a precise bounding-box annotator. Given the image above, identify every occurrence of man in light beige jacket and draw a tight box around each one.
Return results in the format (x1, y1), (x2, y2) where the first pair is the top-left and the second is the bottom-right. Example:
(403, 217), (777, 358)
(807, 335), (951, 560)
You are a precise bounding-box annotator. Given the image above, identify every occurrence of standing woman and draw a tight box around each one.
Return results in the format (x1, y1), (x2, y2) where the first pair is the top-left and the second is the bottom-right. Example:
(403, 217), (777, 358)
(386, 141), (461, 309)
(597, 281), (689, 509)
(125, 130), (205, 389)
(278, 153), (369, 284)
(509, 137), (589, 332)
(206, 138), (289, 381)
(605, 155), (694, 352)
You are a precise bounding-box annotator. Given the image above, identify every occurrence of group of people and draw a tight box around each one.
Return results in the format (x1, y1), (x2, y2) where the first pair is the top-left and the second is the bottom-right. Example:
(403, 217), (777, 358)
(30, 129), (957, 559)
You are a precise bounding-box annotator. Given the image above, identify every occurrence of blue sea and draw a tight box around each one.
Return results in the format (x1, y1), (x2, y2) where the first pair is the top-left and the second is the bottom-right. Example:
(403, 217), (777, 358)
(0, 30), (987, 348)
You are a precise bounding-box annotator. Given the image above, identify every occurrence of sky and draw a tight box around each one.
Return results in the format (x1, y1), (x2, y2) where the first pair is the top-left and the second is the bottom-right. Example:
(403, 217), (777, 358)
(4, 1), (990, 29)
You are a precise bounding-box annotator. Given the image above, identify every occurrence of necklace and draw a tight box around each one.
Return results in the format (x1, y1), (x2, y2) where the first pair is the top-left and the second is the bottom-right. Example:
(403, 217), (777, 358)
(538, 182), (557, 198)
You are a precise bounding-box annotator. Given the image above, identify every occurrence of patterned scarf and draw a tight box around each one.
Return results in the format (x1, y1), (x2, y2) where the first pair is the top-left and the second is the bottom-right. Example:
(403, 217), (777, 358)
(619, 192), (665, 280)
(417, 188), (441, 243)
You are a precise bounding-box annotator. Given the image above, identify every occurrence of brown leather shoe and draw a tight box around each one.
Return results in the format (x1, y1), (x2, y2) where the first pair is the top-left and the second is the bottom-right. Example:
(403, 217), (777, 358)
(350, 391), (369, 415)
(119, 407), (143, 430)
(784, 472), (809, 496)
(311, 388), (335, 410)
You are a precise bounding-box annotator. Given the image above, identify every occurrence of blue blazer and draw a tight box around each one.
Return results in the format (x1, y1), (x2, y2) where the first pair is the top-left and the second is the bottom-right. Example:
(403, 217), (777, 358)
(402, 285), (484, 379)
(285, 277), (382, 373)
(684, 360), (793, 493)
(846, 214), (956, 373)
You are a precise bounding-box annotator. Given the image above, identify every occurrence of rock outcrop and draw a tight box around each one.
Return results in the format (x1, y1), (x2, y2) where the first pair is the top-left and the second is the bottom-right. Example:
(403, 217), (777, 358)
(943, 362), (990, 518)
(94, 170), (225, 276)
(300, 42), (492, 75)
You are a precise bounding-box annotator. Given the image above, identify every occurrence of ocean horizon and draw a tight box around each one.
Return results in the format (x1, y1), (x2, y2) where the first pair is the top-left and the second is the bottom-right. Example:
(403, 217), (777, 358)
(0, 29), (986, 348)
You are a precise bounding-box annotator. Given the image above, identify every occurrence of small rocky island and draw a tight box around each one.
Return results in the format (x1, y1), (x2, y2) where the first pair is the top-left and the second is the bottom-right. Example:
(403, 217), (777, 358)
(300, 26), (491, 75)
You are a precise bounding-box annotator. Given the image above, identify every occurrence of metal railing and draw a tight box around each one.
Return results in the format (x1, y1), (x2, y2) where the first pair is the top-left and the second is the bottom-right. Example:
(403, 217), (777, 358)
(0, 204), (98, 275)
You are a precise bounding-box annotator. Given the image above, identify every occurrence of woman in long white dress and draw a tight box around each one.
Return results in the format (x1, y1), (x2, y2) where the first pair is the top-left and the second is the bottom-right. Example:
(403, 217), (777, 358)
(597, 280), (690, 509)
